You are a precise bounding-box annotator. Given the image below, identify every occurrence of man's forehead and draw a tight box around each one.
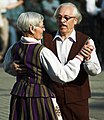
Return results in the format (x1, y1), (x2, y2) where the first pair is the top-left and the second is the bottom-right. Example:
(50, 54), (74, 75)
(58, 6), (74, 16)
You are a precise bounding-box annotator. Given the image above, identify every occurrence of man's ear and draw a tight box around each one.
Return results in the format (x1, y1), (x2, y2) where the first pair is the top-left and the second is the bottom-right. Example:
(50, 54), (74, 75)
(74, 18), (78, 25)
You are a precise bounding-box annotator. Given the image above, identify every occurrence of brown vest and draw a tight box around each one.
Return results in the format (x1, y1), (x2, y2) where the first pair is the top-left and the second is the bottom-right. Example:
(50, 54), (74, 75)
(43, 31), (91, 103)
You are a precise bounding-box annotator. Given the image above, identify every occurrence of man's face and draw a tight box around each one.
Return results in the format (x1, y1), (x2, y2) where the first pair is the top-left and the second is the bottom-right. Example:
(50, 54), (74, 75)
(56, 6), (78, 35)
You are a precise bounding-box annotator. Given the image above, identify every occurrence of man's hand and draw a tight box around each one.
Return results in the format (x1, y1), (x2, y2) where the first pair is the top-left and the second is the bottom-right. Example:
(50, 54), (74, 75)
(79, 40), (94, 61)
(10, 60), (27, 75)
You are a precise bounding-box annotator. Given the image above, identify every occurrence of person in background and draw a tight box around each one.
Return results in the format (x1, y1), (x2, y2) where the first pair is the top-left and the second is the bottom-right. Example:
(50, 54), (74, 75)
(0, 0), (24, 62)
(6, 0), (24, 46)
(85, 0), (102, 42)
(24, 0), (42, 14)
(41, 0), (60, 33)
(0, 0), (9, 62)
(77, 0), (104, 70)
(96, 0), (104, 69)
(3, 12), (85, 120)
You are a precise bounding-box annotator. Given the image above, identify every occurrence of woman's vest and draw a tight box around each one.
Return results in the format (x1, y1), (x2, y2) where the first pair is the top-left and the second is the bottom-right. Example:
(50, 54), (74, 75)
(10, 41), (55, 98)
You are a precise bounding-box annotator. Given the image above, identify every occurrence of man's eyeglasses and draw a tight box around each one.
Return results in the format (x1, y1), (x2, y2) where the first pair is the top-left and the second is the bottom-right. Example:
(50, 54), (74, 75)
(56, 15), (75, 21)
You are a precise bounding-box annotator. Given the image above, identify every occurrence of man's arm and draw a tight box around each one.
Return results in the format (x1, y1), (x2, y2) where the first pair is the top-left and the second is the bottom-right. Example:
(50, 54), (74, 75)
(80, 39), (101, 75)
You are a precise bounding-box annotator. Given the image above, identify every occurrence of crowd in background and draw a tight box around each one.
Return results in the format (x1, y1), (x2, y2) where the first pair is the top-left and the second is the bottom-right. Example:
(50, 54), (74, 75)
(0, 0), (104, 69)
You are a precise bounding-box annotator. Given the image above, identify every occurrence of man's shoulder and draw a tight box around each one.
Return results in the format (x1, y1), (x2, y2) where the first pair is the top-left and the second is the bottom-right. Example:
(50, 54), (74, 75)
(43, 31), (57, 42)
(76, 31), (89, 37)
(76, 30), (90, 40)
(75, 31), (90, 44)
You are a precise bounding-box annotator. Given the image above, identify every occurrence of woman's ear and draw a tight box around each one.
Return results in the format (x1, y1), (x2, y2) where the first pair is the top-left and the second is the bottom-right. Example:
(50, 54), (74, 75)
(29, 24), (35, 34)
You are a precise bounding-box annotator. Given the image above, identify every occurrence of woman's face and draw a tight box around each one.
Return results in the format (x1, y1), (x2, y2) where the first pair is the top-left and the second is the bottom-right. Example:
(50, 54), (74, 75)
(33, 22), (45, 40)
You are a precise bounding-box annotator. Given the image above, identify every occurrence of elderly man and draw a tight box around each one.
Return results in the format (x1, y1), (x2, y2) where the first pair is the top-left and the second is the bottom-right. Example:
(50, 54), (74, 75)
(43, 2), (101, 120)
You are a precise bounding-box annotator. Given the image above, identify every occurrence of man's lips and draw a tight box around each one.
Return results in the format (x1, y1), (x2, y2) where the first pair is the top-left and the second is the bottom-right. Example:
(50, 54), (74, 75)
(59, 24), (67, 28)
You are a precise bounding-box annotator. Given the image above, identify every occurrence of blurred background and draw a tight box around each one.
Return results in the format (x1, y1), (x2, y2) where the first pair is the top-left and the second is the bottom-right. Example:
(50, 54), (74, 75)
(0, 0), (104, 70)
(0, 1), (104, 120)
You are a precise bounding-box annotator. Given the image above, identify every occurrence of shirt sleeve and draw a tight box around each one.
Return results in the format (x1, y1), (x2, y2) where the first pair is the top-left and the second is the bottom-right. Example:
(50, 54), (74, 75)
(3, 45), (16, 76)
(3, 44), (83, 83)
(86, 0), (101, 15)
(40, 47), (83, 83)
(83, 39), (101, 76)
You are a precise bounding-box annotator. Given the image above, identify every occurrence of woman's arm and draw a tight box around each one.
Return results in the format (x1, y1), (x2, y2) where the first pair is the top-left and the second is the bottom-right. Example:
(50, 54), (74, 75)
(40, 47), (83, 83)
(3, 45), (83, 83)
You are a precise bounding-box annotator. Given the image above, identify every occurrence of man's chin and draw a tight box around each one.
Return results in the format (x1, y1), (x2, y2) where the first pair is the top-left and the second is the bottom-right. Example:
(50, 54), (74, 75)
(59, 28), (66, 33)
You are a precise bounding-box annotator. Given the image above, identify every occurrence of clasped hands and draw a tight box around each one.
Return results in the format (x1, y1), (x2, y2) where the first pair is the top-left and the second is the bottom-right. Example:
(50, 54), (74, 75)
(78, 40), (94, 61)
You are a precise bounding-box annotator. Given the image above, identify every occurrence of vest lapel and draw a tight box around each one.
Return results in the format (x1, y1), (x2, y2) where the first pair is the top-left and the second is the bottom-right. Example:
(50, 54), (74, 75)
(43, 32), (59, 59)
(67, 31), (89, 60)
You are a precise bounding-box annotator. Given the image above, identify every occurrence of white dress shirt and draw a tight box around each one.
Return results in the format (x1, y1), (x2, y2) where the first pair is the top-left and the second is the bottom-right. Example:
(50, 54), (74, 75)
(86, 0), (101, 15)
(3, 36), (83, 84)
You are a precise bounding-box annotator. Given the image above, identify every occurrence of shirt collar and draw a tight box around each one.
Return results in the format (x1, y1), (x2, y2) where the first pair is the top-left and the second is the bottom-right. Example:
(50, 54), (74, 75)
(53, 30), (76, 42)
(21, 36), (42, 44)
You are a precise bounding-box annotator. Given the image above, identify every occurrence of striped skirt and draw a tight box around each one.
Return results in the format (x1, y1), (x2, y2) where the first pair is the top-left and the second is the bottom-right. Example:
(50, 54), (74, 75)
(9, 95), (58, 120)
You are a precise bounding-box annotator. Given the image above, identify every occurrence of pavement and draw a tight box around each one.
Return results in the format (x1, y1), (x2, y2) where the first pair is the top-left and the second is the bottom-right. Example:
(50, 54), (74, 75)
(0, 63), (104, 120)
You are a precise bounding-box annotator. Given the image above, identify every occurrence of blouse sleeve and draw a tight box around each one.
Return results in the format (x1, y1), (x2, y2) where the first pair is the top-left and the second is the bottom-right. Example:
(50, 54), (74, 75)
(40, 47), (83, 83)
(3, 45), (16, 76)
(83, 39), (101, 75)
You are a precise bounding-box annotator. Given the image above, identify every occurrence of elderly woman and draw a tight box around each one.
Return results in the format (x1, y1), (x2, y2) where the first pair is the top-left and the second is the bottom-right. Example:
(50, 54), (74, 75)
(3, 12), (84, 120)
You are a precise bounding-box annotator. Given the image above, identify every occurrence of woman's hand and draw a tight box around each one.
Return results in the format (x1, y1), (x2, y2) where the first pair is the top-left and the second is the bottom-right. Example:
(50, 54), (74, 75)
(79, 40), (94, 61)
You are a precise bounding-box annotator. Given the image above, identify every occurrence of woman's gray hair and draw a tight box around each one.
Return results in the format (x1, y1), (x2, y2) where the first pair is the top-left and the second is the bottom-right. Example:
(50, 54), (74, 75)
(17, 12), (44, 33)
(54, 2), (82, 24)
